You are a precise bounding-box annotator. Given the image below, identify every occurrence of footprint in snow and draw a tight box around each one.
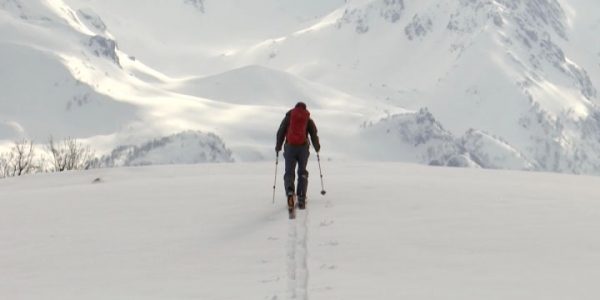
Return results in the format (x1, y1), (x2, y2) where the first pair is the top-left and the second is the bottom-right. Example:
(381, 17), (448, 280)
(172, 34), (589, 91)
(314, 286), (334, 292)
(320, 264), (337, 270)
(259, 276), (280, 284)
(319, 220), (335, 227)
(319, 240), (339, 247)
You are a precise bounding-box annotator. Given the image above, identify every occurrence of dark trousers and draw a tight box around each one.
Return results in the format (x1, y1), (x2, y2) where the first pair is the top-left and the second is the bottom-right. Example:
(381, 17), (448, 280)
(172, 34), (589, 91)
(283, 144), (310, 199)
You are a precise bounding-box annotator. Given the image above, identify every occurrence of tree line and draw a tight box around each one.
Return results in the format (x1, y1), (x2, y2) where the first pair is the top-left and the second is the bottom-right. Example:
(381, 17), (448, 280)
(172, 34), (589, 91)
(0, 137), (96, 179)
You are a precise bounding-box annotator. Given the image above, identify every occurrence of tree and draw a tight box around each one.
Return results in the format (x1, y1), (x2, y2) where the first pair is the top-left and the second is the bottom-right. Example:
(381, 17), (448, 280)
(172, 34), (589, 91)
(47, 136), (95, 172)
(0, 139), (36, 178)
(0, 154), (11, 178)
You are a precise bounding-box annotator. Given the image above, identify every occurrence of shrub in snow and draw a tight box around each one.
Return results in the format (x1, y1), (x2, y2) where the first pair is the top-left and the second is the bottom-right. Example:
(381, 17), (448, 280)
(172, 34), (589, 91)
(46, 136), (96, 172)
(0, 139), (36, 178)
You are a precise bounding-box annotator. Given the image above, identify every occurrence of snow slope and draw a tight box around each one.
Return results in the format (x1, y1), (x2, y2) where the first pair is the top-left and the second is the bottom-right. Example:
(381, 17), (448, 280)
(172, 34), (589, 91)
(2, 162), (600, 299)
(0, 0), (388, 162)
(61, 0), (347, 76)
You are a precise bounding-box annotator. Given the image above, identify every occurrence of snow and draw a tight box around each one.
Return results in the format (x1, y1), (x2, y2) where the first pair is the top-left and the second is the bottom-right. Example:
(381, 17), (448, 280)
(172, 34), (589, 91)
(98, 131), (233, 167)
(1, 0), (600, 173)
(2, 162), (600, 299)
(3, 1), (600, 298)
(0, 42), (138, 139)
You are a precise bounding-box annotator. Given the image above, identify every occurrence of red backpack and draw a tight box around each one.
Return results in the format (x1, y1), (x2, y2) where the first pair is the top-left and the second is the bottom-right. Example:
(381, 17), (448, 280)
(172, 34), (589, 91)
(286, 107), (310, 145)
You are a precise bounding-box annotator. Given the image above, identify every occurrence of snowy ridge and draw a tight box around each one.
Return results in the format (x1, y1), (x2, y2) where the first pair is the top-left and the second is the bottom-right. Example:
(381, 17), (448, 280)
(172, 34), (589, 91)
(98, 131), (233, 167)
(362, 109), (541, 170)
(360, 108), (459, 164)
(461, 129), (535, 170)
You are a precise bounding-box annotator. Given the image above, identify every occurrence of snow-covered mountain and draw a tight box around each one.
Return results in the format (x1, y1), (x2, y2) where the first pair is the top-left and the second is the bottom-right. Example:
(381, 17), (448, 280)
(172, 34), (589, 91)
(1, 0), (600, 173)
(97, 130), (233, 167)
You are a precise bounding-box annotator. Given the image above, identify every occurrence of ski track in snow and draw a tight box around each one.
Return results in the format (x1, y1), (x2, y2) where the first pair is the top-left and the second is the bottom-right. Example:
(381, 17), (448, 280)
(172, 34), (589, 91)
(296, 208), (309, 299)
(281, 195), (336, 300)
(286, 207), (309, 299)
(286, 217), (297, 298)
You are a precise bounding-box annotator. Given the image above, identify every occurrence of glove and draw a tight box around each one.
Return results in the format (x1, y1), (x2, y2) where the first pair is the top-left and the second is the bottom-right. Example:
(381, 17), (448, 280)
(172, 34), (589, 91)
(275, 145), (282, 153)
(314, 145), (320, 153)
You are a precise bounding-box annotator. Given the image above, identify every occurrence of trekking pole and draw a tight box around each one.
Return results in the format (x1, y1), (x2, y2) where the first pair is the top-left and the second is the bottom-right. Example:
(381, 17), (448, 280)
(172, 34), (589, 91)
(317, 153), (326, 195)
(272, 152), (279, 204)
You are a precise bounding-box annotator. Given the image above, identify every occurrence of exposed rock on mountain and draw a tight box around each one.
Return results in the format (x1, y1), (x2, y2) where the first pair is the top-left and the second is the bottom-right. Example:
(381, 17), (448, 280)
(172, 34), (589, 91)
(99, 131), (234, 167)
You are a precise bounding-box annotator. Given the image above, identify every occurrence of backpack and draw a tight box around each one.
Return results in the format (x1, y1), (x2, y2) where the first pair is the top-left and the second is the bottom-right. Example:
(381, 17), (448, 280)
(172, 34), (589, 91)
(286, 107), (310, 145)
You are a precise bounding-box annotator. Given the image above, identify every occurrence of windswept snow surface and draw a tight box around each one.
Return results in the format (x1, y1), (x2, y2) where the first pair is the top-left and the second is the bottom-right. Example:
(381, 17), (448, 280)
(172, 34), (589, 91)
(2, 162), (600, 299)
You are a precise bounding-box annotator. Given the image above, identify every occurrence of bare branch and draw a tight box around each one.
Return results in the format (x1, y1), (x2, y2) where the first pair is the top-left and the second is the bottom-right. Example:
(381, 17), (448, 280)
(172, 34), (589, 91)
(47, 136), (96, 172)
(0, 139), (36, 178)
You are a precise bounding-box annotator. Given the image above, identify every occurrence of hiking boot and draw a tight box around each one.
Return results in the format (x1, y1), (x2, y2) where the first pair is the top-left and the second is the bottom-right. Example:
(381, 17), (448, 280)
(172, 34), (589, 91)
(298, 196), (306, 210)
(287, 194), (295, 211)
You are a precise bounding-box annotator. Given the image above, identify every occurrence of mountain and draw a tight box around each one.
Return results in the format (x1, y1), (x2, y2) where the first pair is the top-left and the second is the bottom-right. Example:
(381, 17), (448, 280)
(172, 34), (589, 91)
(2, 0), (600, 173)
(3, 162), (600, 299)
(97, 130), (234, 167)
(0, 0), (135, 139)
(230, 0), (600, 172)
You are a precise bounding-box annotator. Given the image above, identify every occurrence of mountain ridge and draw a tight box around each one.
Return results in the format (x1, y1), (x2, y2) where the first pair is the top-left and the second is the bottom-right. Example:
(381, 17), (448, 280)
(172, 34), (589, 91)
(2, 0), (600, 173)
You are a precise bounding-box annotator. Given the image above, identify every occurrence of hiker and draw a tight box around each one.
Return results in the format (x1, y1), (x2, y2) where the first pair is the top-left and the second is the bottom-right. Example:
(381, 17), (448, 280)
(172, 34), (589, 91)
(276, 102), (320, 210)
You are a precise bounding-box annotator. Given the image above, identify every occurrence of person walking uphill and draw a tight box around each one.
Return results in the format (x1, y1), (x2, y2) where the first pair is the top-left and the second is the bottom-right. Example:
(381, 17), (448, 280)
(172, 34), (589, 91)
(276, 102), (320, 215)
